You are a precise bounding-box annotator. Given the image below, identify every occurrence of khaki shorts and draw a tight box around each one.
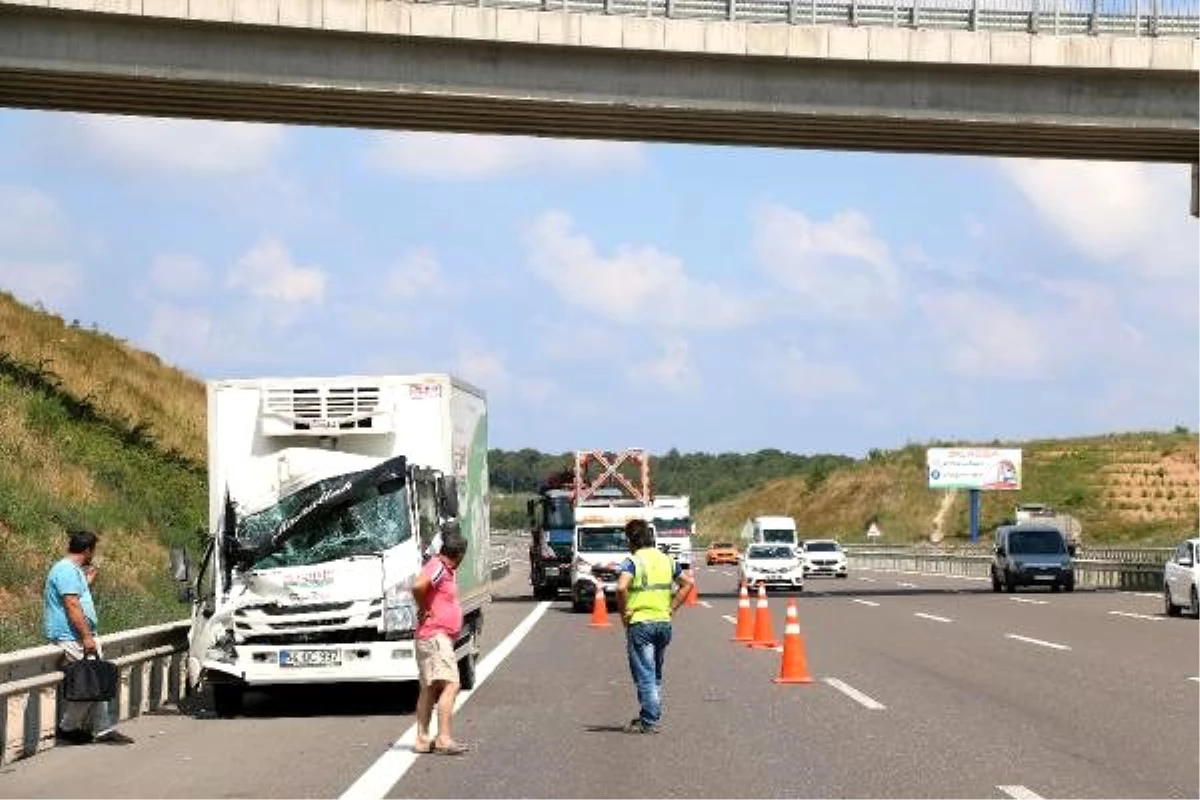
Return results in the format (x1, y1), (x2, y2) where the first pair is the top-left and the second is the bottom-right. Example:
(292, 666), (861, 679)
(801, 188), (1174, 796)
(415, 634), (459, 687)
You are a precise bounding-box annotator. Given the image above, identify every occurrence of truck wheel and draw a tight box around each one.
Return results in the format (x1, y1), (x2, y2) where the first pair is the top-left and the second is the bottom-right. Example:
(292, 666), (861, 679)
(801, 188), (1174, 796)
(211, 683), (244, 719)
(458, 634), (478, 691)
(571, 594), (588, 613)
(1165, 585), (1182, 617)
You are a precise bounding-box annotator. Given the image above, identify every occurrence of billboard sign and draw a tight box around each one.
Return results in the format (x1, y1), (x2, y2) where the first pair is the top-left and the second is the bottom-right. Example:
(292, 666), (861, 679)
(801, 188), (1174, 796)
(927, 448), (1022, 491)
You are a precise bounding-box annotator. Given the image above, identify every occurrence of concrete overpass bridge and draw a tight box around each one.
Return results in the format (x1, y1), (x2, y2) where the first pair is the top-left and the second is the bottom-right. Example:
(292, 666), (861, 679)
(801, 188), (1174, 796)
(0, 0), (1196, 182)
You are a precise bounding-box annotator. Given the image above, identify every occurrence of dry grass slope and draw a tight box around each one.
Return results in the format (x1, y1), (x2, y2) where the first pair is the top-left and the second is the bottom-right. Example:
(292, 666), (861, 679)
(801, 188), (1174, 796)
(697, 433), (1199, 546)
(0, 292), (206, 464)
(0, 292), (207, 651)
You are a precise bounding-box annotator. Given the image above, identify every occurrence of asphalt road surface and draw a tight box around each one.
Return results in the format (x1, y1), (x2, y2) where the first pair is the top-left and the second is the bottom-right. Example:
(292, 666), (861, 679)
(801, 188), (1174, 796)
(2, 560), (1196, 799)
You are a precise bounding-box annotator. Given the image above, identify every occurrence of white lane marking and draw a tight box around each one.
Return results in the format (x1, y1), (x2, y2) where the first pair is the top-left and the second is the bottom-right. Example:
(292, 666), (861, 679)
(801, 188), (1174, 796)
(339, 601), (552, 800)
(1108, 611), (1161, 621)
(721, 614), (736, 624)
(914, 612), (953, 623)
(1131, 592), (1161, 599)
(851, 599), (880, 607)
(1009, 597), (1048, 605)
(1188, 677), (1199, 683)
(823, 677), (886, 710)
(858, 577), (877, 583)
(998, 785), (1045, 799)
(897, 581), (918, 588)
(1006, 634), (1071, 651)
(698, 600), (713, 609)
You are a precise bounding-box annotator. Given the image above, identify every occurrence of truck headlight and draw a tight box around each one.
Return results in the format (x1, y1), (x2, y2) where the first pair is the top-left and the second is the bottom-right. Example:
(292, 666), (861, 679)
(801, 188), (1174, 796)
(573, 558), (592, 575)
(384, 585), (417, 634)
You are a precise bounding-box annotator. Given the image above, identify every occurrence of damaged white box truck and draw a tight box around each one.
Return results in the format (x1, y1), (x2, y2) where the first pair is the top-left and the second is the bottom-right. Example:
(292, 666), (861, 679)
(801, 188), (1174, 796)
(171, 374), (491, 717)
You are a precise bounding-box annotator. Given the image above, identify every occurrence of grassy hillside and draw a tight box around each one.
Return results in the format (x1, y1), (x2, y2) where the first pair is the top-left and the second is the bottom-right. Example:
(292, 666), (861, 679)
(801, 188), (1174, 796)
(0, 292), (208, 652)
(696, 433), (1199, 546)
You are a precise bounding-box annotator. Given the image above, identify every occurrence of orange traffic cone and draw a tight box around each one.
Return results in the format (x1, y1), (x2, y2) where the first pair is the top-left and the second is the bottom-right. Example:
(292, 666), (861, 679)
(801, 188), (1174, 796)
(747, 585), (779, 649)
(731, 582), (754, 642)
(773, 600), (814, 684)
(685, 569), (700, 608)
(587, 583), (611, 628)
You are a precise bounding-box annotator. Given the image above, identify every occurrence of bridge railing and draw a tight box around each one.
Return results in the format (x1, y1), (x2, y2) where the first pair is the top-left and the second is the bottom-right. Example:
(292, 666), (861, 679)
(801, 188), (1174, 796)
(424, 0), (1199, 36)
(0, 552), (516, 767)
(847, 550), (1167, 591)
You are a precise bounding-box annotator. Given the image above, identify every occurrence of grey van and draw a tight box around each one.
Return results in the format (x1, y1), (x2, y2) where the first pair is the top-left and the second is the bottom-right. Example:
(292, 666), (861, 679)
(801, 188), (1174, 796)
(991, 524), (1076, 593)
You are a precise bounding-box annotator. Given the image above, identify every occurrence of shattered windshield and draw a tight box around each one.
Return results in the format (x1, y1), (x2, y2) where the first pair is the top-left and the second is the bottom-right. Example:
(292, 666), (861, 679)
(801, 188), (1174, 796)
(234, 456), (412, 570)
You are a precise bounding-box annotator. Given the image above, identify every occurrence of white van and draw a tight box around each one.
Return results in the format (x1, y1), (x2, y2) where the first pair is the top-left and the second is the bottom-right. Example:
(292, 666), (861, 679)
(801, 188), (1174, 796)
(740, 516), (799, 547)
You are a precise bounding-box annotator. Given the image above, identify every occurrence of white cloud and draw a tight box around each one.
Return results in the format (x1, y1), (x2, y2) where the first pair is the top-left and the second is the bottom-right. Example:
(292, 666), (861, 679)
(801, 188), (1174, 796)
(387, 248), (443, 298)
(524, 211), (761, 330)
(919, 290), (1053, 380)
(226, 238), (326, 306)
(754, 342), (863, 399)
(627, 337), (699, 391)
(998, 159), (1196, 278)
(369, 132), (644, 180)
(150, 253), (210, 296)
(143, 303), (227, 366)
(0, 186), (83, 308)
(60, 115), (284, 176)
(455, 345), (556, 403)
(753, 204), (901, 321)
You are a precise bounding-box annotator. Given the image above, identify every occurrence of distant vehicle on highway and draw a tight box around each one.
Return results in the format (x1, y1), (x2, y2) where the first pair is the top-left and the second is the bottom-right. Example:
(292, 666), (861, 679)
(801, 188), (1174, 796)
(801, 539), (848, 579)
(1163, 537), (1199, 618)
(740, 515), (799, 547)
(739, 543), (804, 592)
(705, 541), (739, 565)
(991, 524), (1076, 593)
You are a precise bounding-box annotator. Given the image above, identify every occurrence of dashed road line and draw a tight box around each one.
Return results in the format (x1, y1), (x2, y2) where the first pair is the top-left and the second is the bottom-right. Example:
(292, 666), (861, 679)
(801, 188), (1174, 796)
(858, 577), (877, 583)
(897, 581), (918, 588)
(1131, 592), (1161, 599)
(721, 570), (734, 577)
(913, 612), (953, 623)
(851, 599), (880, 607)
(1009, 597), (1049, 605)
(998, 785), (1044, 799)
(1108, 611), (1161, 621)
(1006, 634), (1070, 651)
(698, 600), (713, 609)
(823, 677), (886, 710)
(340, 601), (551, 800)
(1188, 677), (1199, 683)
(721, 614), (736, 624)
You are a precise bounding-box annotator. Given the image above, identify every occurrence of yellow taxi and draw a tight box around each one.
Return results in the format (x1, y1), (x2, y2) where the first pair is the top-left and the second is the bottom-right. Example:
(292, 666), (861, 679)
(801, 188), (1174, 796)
(705, 541), (740, 566)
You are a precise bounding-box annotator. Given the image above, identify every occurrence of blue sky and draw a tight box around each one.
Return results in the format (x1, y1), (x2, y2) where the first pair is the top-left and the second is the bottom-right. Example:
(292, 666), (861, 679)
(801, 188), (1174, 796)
(0, 108), (1196, 456)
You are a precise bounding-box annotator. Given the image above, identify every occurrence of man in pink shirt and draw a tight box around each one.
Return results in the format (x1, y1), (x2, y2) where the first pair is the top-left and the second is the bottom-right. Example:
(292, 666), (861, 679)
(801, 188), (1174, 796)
(413, 530), (469, 756)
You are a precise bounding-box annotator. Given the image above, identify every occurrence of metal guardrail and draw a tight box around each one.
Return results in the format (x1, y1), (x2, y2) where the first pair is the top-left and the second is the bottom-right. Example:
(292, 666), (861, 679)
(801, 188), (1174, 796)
(0, 621), (189, 767)
(0, 553), (515, 767)
(847, 551), (1167, 591)
(842, 543), (1175, 563)
(421, 0), (1200, 37)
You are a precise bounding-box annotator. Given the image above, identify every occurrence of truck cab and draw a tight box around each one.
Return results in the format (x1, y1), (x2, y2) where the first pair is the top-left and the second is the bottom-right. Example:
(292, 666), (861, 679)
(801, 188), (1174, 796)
(742, 515), (800, 548)
(570, 499), (655, 613)
(652, 495), (694, 571)
(528, 488), (575, 600)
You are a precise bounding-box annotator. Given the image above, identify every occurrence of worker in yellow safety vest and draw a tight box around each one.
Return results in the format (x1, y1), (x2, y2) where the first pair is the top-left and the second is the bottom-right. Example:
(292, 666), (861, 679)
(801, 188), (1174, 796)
(616, 518), (694, 734)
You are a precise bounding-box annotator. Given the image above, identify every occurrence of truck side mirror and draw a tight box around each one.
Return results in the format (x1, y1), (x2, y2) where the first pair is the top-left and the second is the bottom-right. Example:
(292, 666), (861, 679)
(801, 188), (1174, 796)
(995, 545), (1006, 556)
(169, 547), (194, 603)
(1067, 543), (1077, 556)
(438, 475), (460, 520)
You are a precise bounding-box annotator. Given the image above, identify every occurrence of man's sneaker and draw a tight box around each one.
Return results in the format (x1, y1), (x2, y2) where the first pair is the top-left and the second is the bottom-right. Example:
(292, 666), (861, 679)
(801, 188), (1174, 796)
(622, 718), (659, 734)
(94, 730), (135, 745)
(55, 727), (93, 746)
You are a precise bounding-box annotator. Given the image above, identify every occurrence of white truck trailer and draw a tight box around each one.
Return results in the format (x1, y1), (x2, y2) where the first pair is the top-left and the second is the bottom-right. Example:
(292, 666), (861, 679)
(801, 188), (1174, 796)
(652, 495), (695, 571)
(173, 374), (491, 717)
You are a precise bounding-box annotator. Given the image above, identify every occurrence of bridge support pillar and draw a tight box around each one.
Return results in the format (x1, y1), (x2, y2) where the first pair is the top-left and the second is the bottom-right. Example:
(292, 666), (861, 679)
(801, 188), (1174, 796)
(1191, 163), (1198, 219)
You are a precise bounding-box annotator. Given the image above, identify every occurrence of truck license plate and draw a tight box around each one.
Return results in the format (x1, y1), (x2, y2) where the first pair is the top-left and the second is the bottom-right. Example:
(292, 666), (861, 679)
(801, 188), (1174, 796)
(544, 567), (559, 576)
(280, 649), (342, 668)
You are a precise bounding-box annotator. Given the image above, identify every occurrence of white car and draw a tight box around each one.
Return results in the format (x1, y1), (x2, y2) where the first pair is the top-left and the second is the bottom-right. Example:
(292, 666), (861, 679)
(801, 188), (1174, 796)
(802, 539), (848, 579)
(739, 543), (804, 591)
(1163, 537), (1199, 618)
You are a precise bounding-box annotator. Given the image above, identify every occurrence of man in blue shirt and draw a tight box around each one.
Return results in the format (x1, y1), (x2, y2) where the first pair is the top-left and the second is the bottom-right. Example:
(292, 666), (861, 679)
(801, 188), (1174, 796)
(43, 529), (133, 746)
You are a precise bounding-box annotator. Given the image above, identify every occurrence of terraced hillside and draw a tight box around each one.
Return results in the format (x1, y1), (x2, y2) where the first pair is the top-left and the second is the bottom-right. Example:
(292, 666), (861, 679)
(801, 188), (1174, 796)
(696, 433), (1199, 546)
(0, 292), (208, 651)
